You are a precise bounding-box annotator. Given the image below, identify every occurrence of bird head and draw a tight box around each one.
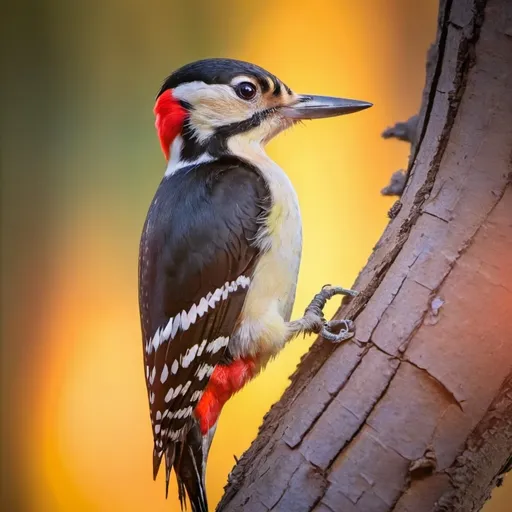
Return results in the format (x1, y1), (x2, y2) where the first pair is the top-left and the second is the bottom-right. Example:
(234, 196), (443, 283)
(154, 58), (371, 168)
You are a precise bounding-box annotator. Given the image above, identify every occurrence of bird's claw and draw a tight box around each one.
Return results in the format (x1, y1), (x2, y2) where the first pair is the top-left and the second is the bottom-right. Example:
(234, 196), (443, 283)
(298, 284), (358, 342)
(321, 285), (359, 298)
(321, 319), (355, 343)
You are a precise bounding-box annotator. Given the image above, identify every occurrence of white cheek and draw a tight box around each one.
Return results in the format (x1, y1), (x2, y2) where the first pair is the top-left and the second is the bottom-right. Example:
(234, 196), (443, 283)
(172, 81), (211, 102)
(197, 90), (252, 127)
(173, 81), (255, 137)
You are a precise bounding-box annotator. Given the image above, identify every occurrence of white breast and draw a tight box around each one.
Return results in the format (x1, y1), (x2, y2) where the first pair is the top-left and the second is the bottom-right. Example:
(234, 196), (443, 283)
(228, 138), (302, 360)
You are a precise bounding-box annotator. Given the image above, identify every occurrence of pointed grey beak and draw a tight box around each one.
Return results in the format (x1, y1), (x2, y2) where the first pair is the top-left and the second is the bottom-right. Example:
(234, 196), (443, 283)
(281, 94), (372, 120)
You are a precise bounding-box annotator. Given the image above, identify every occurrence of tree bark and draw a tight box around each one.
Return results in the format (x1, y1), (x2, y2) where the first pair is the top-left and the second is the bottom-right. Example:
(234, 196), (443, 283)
(217, 0), (512, 510)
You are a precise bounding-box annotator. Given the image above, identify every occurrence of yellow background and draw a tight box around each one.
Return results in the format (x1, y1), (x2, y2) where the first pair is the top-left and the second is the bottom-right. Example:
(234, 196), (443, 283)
(1, 0), (509, 510)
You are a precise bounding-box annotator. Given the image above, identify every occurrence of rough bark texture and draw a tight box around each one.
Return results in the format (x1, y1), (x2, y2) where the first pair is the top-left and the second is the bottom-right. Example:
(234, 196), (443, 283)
(217, 0), (512, 510)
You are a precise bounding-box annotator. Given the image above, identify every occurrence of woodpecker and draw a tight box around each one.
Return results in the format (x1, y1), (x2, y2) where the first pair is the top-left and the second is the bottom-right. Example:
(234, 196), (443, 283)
(138, 58), (371, 511)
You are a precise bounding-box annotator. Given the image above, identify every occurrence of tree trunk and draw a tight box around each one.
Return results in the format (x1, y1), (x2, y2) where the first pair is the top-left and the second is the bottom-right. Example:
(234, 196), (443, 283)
(217, 0), (512, 510)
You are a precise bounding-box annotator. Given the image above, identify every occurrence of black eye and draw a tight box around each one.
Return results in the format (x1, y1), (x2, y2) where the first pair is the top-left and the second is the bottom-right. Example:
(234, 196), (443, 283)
(235, 82), (257, 100)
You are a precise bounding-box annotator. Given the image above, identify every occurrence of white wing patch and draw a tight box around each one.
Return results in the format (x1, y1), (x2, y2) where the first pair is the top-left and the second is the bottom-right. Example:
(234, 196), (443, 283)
(181, 380), (192, 395)
(197, 297), (209, 317)
(191, 390), (203, 402)
(195, 363), (215, 381)
(164, 387), (174, 403)
(146, 276), (252, 446)
(160, 364), (169, 383)
(181, 344), (199, 368)
(197, 339), (207, 357)
(172, 384), (182, 399)
(144, 275), (251, 355)
(206, 336), (229, 355)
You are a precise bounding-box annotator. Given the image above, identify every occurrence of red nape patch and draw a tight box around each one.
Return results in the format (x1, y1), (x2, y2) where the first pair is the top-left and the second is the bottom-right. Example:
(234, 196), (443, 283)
(153, 90), (187, 160)
(194, 358), (257, 435)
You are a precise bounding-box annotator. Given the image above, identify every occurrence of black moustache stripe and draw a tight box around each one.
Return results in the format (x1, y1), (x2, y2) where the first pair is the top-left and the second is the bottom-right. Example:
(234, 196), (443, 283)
(180, 108), (277, 162)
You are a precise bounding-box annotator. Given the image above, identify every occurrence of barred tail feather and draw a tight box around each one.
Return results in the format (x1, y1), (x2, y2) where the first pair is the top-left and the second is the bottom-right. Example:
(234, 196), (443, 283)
(152, 442), (177, 499)
(153, 447), (163, 481)
(152, 423), (212, 511)
(165, 443), (176, 498)
(174, 424), (208, 512)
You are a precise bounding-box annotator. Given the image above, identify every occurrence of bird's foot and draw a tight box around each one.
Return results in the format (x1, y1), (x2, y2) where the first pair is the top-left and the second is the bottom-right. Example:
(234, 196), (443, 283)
(287, 284), (357, 343)
(321, 318), (355, 343)
(304, 284), (358, 319)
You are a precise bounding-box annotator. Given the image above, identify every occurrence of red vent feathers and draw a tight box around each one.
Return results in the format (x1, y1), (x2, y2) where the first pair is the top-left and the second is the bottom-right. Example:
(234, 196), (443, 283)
(194, 358), (256, 435)
(154, 90), (187, 160)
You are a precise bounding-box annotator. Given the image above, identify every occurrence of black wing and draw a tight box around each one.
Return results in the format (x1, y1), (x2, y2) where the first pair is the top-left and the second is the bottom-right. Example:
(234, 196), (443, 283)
(138, 157), (269, 492)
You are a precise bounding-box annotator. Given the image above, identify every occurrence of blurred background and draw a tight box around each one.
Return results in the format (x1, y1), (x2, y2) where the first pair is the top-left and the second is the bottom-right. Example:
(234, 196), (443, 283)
(1, 0), (509, 510)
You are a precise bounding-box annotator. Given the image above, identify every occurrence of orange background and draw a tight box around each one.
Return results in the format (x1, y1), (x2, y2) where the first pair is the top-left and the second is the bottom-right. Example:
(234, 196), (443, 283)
(1, 0), (509, 510)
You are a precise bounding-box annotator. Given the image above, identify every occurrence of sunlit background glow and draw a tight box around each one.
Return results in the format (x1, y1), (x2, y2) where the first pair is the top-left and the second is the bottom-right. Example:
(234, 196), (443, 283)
(2, 0), (510, 510)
